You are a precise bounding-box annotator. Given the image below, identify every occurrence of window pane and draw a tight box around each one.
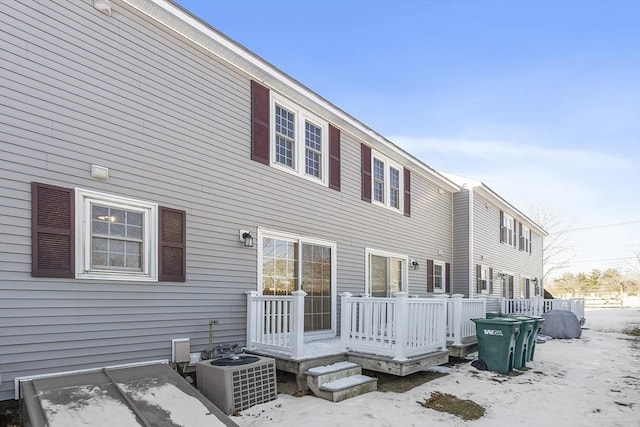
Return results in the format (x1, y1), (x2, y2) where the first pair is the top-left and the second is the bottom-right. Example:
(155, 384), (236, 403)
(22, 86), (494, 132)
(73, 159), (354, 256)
(305, 121), (322, 178)
(275, 105), (295, 168)
(373, 159), (385, 203)
(370, 255), (388, 297)
(262, 239), (297, 295)
(390, 258), (403, 295)
(302, 243), (332, 332)
(390, 168), (400, 208)
(89, 203), (145, 272)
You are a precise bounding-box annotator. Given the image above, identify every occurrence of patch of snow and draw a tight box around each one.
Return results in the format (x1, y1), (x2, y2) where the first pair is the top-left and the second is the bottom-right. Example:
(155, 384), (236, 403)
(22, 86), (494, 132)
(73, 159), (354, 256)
(307, 361), (359, 374)
(119, 382), (226, 427)
(321, 375), (373, 391)
(425, 366), (451, 374)
(40, 385), (140, 427)
(234, 308), (640, 427)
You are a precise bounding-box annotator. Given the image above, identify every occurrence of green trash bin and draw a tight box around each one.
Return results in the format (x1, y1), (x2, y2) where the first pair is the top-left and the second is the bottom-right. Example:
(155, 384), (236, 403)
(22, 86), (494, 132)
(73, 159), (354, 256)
(526, 316), (545, 362)
(485, 312), (499, 319)
(506, 316), (535, 369)
(471, 317), (521, 374)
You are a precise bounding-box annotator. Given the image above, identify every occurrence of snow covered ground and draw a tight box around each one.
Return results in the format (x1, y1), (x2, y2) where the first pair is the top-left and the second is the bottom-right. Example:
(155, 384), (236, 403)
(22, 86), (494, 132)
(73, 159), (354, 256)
(234, 308), (640, 427)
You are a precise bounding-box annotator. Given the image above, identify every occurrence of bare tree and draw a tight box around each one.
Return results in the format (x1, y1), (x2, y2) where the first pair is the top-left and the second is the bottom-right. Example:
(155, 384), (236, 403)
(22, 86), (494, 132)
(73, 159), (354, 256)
(528, 205), (575, 283)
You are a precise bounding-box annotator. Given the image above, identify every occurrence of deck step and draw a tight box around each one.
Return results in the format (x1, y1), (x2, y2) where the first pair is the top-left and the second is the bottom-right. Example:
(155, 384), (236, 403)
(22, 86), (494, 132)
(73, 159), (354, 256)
(305, 361), (377, 402)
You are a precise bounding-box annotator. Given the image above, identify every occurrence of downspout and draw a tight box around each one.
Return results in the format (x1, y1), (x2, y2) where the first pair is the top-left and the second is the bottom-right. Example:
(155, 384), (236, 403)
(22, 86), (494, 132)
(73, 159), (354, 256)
(468, 188), (474, 298)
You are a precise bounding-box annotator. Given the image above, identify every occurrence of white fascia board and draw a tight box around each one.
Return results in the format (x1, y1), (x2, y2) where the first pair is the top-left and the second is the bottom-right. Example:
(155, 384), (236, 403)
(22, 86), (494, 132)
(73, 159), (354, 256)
(119, 0), (459, 193)
(440, 171), (547, 236)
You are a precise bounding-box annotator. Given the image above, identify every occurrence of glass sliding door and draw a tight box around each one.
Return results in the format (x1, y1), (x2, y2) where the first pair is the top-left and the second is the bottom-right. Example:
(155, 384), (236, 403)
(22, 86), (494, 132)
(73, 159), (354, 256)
(367, 249), (407, 297)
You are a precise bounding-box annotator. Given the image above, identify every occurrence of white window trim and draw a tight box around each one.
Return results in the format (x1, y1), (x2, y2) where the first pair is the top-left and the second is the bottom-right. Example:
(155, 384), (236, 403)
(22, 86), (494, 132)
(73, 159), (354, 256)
(257, 228), (337, 340)
(270, 93), (329, 186)
(364, 248), (409, 296)
(500, 270), (515, 298)
(75, 188), (158, 281)
(480, 265), (490, 295)
(502, 212), (515, 247)
(432, 259), (446, 293)
(371, 150), (404, 213)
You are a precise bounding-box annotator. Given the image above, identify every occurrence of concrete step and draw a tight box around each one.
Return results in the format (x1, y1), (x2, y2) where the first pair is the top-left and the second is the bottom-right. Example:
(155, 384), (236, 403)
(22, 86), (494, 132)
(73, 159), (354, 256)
(304, 361), (377, 402)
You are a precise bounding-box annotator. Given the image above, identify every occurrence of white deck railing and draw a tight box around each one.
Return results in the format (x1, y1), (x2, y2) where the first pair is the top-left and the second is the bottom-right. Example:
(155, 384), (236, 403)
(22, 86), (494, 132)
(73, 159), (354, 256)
(502, 297), (585, 321)
(246, 290), (482, 361)
(445, 294), (486, 346)
(245, 290), (305, 358)
(340, 292), (447, 361)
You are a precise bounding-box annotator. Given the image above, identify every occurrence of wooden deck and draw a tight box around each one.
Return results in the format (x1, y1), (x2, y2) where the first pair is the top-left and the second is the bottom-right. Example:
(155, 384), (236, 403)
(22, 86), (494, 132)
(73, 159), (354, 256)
(246, 339), (450, 391)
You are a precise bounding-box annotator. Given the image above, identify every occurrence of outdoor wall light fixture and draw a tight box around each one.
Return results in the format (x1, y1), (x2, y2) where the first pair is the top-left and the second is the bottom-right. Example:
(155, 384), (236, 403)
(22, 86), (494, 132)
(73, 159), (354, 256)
(531, 278), (538, 285)
(410, 260), (419, 270)
(239, 230), (254, 248)
(497, 272), (506, 279)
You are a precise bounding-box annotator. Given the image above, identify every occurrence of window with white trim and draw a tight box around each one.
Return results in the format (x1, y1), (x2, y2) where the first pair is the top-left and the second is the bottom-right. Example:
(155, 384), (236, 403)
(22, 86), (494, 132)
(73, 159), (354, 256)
(521, 224), (531, 254)
(371, 151), (403, 212)
(272, 95), (328, 185)
(433, 260), (446, 292)
(501, 212), (515, 246)
(76, 189), (157, 281)
(480, 265), (490, 294)
(366, 248), (408, 297)
(520, 276), (531, 298)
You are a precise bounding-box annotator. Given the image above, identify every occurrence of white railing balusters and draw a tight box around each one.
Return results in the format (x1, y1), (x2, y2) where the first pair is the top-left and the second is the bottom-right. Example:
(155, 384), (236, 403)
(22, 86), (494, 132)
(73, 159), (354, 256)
(501, 297), (586, 320)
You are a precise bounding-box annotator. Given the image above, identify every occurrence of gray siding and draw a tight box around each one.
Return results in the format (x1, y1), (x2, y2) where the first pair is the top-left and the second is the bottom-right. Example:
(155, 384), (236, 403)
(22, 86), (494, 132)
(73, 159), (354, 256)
(0, 0), (453, 399)
(471, 192), (544, 312)
(451, 189), (470, 295)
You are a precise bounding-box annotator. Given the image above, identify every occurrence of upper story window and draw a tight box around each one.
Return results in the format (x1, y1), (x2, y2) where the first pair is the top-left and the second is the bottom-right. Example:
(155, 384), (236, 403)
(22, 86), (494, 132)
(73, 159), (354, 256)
(76, 189), (158, 281)
(272, 95), (328, 185)
(500, 211), (516, 247)
(371, 151), (403, 212)
(520, 224), (531, 254)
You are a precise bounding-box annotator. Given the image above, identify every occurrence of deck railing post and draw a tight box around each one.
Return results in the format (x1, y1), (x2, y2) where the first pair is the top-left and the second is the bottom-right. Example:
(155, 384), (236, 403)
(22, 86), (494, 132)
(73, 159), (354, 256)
(393, 292), (409, 361)
(340, 292), (353, 346)
(451, 294), (464, 346)
(245, 291), (258, 350)
(291, 290), (307, 359)
(536, 296), (544, 316)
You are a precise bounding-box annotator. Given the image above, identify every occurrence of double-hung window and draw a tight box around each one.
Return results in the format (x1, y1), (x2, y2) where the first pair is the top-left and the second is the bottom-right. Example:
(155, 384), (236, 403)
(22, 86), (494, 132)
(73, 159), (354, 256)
(480, 265), (490, 294)
(371, 151), (403, 212)
(366, 248), (408, 297)
(433, 260), (446, 293)
(520, 224), (531, 254)
(500, 211), (516, 247)
(76, 189), (157, 281)
(272, 95), (328, 185)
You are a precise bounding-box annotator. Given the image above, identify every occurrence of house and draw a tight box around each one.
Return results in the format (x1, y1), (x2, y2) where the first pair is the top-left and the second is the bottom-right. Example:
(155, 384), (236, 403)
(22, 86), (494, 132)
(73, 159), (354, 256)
(444, 173), (548, 313)
(0, 0), (473, 400)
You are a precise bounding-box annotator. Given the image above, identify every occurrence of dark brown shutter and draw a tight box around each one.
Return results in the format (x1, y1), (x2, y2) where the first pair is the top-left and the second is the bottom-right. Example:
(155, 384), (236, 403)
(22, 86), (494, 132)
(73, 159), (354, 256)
(159, 207), (186, 282)
(328, 124), (341, 191)
(361, 143), (371, 202)
(476, 264), (482, 293)
(403, 167), (411, 217)
(489, 267), (493, 293)
(32, 182), (75, 277)
(513, 220), (518, 248)
(499, 210), (505, 243)
(251, 80), (270, 165)
(528, 230), (532, 254)
(427, 259), (434, 293)
(445, 262), (451, 293)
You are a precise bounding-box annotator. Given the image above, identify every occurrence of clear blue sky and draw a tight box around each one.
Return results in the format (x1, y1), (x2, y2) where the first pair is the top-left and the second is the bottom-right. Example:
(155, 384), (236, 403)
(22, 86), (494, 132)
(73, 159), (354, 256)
(175, 0), (640, 277)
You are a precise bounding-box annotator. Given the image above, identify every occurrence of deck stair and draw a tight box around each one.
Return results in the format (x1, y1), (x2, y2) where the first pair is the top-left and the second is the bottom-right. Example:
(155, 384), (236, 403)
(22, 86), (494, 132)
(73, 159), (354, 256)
(304, 361), (377, 402)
